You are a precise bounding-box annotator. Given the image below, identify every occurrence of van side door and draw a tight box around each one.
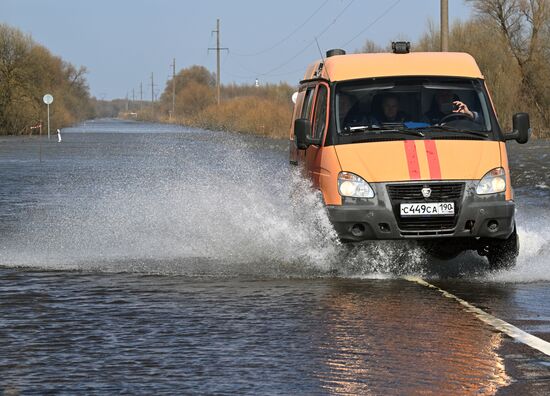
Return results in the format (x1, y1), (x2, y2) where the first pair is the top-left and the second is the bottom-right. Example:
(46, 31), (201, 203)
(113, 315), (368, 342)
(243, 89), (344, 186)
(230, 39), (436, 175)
(294, 85), (316, 165)
(289, 87), (307, 165)
(305, 83), (329, 187)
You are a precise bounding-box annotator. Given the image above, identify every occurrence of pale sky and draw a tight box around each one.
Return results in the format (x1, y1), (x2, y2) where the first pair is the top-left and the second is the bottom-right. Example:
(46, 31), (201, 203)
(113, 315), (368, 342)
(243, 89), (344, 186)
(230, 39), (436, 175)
(2, 0), (474, 99)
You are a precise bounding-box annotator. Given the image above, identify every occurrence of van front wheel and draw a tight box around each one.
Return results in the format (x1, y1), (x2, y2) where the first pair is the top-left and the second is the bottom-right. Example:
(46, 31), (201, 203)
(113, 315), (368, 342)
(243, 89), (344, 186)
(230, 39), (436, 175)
(485, 226), (519, 270)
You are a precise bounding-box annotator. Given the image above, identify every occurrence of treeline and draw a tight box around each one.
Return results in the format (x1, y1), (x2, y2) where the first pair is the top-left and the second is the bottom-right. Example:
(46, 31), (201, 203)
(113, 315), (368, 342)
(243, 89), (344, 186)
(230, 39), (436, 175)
(131, 65), (295, 139)
(0, 24), (94, 135)
(417, 0), (550, 137)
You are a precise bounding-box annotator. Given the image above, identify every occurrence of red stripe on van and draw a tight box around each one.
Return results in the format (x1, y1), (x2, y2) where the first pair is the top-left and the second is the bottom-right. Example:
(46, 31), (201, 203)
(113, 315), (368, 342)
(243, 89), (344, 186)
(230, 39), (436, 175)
(404, 140), (421, 180)
(424, 140), (441, 179)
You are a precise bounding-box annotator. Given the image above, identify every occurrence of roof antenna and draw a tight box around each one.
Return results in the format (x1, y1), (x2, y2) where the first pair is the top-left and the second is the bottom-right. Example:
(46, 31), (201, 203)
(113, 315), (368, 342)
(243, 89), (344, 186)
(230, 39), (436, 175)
(315, 37), (331, 81)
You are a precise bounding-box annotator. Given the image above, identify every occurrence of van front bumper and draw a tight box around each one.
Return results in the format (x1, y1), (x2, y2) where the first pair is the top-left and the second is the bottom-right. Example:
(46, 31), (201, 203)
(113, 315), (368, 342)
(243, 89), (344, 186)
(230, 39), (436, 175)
(326, 181), (515, 242)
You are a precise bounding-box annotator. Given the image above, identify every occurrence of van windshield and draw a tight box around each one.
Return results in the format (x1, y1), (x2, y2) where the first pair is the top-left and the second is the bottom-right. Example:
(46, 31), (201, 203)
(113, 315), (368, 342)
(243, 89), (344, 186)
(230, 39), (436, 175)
(335, 77), (496, 140)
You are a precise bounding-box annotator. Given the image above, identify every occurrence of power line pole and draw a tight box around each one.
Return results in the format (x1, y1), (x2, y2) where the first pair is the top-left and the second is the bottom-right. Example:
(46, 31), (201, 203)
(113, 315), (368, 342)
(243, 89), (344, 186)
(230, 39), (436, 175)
(208, 18), (228, 105)
(151, 72), (155, 116)
(171, 58), (176, 120)
(440, 0), (449, 52)
(132, 88), (135, 111)
(140, 82), (143, 112)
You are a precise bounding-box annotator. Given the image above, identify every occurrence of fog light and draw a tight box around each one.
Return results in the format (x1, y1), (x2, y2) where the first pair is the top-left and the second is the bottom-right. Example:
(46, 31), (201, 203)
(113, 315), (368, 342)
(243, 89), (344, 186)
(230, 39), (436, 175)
(351, 224), (366, 237)
(487, 220), (499, 233)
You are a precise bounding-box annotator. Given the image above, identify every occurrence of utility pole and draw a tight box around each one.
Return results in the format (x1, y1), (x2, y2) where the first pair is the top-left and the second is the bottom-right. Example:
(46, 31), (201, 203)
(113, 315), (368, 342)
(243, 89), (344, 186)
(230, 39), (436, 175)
(171, 58), (176, 120)
(132, 88), (135, 111)
(151, 72), (155, 116)
(125, 92), (129, 112)
(208, 18), (228, 105)
(140, 82), (143, 112)
(440, 0), (449, 52)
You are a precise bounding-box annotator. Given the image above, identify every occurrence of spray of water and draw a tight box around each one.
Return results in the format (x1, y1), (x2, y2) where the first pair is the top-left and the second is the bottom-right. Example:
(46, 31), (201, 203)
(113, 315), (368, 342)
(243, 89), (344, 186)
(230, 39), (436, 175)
(1, 127), (548, 280)
(488, 208), (550, 282)
(0, 134), (342, 276)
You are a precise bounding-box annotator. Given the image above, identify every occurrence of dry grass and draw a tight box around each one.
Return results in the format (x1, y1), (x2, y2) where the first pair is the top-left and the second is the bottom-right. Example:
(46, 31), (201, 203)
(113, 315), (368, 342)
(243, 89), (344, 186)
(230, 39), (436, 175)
(192, 96), (293, 139)
(133, 70), (296, 139)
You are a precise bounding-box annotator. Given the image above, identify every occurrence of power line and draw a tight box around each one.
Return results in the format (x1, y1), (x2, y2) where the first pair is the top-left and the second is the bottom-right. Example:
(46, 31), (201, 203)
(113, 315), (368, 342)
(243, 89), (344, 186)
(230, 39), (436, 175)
(224, 53), (305, 80)
(256, 0), (356, 77)
(231, 0), (330, 57)
(314, 0), (356, 42)
(339, 0), (402, 48)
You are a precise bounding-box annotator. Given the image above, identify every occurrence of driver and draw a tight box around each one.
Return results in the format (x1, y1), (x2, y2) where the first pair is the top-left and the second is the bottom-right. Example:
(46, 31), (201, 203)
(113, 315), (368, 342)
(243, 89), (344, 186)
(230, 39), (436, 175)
(424, 90), (479, 124)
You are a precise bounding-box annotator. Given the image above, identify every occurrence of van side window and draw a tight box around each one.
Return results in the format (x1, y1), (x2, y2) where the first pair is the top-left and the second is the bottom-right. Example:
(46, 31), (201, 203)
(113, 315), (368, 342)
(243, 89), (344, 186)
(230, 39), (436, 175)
(301, 87), (315, 119)
(312, 85), (328, 140)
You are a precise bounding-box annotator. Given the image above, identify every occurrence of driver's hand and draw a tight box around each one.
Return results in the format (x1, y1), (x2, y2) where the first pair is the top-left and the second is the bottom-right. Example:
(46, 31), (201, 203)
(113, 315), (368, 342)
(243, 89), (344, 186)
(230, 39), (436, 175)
(453, 101), (474, 118)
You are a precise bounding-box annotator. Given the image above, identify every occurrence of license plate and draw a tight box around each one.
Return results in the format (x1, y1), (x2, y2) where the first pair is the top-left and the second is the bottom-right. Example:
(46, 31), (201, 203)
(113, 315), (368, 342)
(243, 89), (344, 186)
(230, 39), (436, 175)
(400, 202), (455, 216)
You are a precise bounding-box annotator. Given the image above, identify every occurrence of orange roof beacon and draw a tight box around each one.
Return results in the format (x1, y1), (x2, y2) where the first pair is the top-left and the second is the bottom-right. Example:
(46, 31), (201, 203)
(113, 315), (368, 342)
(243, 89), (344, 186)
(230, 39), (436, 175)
(290, 42), (530, 269)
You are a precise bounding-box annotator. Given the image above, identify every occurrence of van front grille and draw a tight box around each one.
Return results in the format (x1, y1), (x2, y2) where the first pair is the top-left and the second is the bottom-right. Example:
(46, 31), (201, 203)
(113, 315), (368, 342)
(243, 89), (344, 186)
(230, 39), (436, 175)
(386, 183), (465, 232)
(387, 183), (464, 202)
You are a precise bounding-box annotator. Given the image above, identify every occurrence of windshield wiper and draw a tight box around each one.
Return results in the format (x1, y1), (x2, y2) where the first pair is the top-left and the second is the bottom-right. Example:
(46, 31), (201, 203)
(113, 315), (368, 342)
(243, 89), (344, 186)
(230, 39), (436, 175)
(422, 125), (489, 138)
(344, 125), (425, 137)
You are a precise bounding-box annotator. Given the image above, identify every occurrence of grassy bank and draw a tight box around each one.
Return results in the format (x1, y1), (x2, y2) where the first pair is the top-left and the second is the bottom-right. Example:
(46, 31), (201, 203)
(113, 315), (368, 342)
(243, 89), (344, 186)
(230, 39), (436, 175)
(190, 94), (293, 139)
(122, 66), (294, 139)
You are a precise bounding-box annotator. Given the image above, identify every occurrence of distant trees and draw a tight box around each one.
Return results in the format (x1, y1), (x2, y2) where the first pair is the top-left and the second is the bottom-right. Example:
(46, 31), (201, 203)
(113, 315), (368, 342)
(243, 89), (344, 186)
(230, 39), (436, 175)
(92, 98), (129, 118)
(142, 65), (295, 138)
(358, 39), (386, 53)
(415, 0), (550, 137)
(468, 0), (550, 134)
(159, 65), (216, 118)
(0, 24), (94, 135)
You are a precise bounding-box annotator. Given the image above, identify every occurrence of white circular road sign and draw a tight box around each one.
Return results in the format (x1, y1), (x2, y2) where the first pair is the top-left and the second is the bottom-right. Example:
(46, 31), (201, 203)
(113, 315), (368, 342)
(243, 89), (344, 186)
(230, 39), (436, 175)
(43, 94), (53, 105)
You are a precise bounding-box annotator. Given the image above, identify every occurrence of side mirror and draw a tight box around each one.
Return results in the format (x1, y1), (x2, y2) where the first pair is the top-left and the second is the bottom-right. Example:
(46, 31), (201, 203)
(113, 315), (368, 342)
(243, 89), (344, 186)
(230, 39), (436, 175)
(294, 118), (315, 149)
(506, 112), (530, 144)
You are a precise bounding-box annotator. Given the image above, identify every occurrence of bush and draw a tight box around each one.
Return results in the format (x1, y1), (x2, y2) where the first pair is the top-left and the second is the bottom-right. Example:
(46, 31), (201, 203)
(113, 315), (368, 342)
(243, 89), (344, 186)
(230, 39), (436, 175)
(149, 65), (296, 139)
(0, 24), (93, 135)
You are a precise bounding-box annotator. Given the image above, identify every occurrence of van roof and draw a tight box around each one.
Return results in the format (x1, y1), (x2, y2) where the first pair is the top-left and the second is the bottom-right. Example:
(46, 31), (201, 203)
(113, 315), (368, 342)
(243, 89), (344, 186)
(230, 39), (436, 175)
(303, 52), (483, 82)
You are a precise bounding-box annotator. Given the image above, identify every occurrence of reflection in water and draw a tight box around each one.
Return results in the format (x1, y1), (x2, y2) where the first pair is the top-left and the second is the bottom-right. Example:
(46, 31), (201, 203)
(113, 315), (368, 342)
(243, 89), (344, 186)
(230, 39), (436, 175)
(315, 281), (509, 395)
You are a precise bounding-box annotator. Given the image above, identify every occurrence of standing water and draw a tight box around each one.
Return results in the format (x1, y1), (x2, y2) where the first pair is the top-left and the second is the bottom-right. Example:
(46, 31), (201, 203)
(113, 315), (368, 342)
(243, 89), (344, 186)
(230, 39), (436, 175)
(1, 119), (549, 394)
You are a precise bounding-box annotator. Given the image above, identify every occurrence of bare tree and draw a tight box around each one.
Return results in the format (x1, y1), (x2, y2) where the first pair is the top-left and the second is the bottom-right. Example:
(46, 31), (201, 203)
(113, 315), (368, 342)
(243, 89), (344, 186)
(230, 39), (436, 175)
(467, 0), (550, 129)
(358, 39), (386, 53)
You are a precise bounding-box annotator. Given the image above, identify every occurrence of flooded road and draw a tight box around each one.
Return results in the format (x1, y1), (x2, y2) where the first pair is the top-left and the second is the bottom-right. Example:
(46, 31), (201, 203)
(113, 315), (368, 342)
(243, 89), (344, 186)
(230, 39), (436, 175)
(1, 119), (549, 394)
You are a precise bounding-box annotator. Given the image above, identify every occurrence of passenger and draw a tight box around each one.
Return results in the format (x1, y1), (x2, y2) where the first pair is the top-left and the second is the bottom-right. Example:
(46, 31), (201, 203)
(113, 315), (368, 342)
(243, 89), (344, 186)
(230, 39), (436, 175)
(380, 94), (409, 122)
(370, 93), (409, 124)
(339, 94), (367, 128)
(425, 90), (479, 124)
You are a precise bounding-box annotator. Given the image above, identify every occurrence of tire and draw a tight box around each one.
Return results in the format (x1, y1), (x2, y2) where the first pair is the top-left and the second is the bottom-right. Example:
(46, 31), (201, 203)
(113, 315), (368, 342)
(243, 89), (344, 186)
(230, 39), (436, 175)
(486, 226), (519, 270)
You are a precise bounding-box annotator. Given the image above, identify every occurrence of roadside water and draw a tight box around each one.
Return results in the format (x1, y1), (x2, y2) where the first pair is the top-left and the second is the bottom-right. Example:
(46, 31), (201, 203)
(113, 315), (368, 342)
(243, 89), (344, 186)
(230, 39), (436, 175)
(0, 119), (549, 394)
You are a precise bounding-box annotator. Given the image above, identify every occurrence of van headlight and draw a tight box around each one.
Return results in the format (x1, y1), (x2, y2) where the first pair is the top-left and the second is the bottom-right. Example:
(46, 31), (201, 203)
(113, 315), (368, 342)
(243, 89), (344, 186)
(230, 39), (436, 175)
(338, 172), (375, 198)
(476, 167), (506, 195)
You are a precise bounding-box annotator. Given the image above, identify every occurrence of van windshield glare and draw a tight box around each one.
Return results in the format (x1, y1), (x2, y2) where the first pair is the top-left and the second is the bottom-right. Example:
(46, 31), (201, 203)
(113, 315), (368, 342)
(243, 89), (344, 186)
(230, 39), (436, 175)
(335, 77), (495, 140)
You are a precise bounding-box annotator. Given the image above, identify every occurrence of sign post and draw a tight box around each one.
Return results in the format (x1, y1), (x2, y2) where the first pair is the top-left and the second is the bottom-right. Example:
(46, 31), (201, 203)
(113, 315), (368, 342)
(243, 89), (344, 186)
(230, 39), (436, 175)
(43, 94), (53, 140)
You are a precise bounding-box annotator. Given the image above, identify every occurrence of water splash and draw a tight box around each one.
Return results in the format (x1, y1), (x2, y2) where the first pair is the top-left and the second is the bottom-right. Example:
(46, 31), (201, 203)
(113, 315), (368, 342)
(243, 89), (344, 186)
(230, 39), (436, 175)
(488, 208), (550, 282)
(1, 125), (548, 280)
(0, 132), (340, 276)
